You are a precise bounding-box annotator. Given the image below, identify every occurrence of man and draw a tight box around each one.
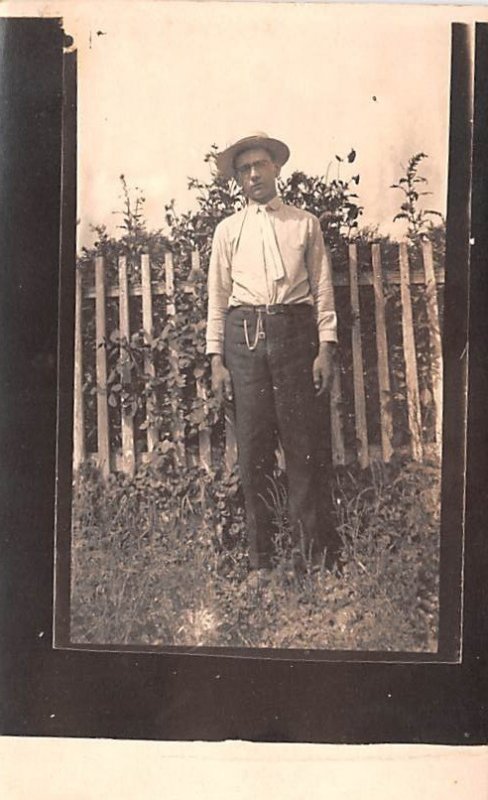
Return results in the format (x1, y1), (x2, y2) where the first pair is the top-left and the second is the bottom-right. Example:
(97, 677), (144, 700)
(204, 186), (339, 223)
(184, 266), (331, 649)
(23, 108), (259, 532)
(206, 132), (339, 579)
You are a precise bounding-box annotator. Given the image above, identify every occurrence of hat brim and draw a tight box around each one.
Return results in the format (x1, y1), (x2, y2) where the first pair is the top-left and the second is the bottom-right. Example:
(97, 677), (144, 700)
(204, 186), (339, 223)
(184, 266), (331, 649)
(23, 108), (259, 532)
(216, 136), (290, 180)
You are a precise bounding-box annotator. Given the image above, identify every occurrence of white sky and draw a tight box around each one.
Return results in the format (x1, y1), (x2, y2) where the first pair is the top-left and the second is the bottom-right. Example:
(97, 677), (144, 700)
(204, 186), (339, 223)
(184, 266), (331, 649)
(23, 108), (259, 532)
(5, 2), (488, 245)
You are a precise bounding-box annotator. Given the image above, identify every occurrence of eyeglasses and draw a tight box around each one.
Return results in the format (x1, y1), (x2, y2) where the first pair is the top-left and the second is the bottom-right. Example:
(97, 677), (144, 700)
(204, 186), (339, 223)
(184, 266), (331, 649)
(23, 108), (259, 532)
(235, 159), (273, 178)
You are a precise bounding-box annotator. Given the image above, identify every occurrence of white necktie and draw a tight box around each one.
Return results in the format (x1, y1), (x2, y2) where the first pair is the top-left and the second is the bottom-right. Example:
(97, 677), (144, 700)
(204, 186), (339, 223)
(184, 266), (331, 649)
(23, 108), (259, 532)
(257, 206), (285, 282)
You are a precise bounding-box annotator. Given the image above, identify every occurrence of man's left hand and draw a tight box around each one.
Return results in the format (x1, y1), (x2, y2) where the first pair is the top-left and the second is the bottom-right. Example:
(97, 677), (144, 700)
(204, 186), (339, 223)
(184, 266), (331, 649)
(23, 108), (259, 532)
(313, 342), (335, 396)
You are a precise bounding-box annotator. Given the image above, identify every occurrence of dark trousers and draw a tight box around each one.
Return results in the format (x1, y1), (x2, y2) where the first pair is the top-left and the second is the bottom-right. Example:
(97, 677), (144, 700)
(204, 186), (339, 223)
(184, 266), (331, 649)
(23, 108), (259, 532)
(224, 304), (337, 570)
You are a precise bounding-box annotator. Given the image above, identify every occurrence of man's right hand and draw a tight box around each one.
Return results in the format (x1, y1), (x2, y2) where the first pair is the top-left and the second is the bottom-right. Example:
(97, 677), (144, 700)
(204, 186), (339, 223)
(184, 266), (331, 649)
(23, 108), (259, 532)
(211, 354), (233, 404)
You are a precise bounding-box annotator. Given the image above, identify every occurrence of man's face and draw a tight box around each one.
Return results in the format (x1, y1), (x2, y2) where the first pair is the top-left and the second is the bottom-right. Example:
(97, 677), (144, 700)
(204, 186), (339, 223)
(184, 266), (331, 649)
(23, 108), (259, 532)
(234, 147), (280, 204)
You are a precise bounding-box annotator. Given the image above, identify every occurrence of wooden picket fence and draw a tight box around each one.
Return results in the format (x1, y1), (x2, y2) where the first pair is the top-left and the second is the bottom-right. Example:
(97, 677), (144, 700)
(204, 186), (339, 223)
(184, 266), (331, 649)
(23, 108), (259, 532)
(73, 241), (444, 478)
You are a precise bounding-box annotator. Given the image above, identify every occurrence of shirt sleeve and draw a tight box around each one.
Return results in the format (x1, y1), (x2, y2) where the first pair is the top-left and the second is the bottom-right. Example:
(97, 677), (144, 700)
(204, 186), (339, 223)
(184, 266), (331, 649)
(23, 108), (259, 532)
(206, 220), (233, 356)
(306, 215), (338, 343)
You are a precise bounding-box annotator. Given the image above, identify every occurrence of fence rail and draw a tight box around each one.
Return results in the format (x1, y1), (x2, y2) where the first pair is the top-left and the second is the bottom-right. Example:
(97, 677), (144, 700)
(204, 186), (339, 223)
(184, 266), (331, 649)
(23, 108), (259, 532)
(73, 241), (444, 477)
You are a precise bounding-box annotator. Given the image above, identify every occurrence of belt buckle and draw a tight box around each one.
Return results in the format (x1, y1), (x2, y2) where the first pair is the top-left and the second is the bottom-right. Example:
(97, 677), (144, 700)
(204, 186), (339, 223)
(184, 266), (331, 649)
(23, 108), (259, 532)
(266, 304), (278, 315)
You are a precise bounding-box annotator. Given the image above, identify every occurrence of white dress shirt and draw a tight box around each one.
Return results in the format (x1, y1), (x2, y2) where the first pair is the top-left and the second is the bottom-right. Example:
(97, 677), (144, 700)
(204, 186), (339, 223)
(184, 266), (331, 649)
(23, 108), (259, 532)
(206, 196), (338, 355)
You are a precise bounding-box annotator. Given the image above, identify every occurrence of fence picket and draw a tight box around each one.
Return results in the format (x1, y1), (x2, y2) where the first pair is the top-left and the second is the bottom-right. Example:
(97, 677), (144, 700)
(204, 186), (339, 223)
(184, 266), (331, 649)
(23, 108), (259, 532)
(73, 266), (85, 469)
(196, 379), (212, 471)
(165, 252), (186, 465)
(191, 249), (202, 276)
(399, 243), (423, 461)
(422, 240), (443, 451)
(330, 360), (346, 466)
(95, 256), (110, 478)
(348, 243), (369, 468)
(165, 251), (176, 315)
(190, 250), (213, 470)
(371, 244), (394, 462)
(118, 256), (136, 476)
(141, 254), (159, 453)
(225, 407), (238, 474)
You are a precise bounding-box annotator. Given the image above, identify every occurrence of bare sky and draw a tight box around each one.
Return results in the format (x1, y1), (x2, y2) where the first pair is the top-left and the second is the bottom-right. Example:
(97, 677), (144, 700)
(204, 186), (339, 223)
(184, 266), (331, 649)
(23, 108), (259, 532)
(7, 2), (487, 246)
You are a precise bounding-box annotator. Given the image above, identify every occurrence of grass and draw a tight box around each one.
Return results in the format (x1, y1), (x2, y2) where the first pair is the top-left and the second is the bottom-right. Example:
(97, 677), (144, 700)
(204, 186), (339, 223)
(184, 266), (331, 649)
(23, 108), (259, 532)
(70, 455), (440, 652)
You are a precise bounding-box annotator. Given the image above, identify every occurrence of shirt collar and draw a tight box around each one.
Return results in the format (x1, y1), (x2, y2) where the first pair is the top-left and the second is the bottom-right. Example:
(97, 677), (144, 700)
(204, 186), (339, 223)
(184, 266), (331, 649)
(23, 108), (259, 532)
(248, 195), (283, 212)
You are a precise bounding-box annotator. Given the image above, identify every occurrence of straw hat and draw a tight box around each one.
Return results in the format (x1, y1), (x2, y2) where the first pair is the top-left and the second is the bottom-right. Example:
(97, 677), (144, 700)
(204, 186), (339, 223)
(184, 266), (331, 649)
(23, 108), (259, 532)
(216, 131), (290, 180)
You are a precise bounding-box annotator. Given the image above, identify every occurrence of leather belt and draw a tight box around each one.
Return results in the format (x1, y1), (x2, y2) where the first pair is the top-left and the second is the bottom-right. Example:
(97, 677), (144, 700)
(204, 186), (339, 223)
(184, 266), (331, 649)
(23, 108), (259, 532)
(232, 303), (311, 315)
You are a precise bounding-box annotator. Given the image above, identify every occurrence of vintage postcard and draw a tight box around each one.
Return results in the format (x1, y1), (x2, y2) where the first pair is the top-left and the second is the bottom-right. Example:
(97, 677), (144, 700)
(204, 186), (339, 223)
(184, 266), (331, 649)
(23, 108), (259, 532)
(2, 2), (488, 750)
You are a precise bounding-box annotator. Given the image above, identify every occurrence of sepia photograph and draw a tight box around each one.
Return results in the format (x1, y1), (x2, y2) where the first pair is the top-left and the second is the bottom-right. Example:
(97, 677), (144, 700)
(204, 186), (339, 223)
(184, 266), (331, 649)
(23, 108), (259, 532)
(55, 2), (471, 656)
